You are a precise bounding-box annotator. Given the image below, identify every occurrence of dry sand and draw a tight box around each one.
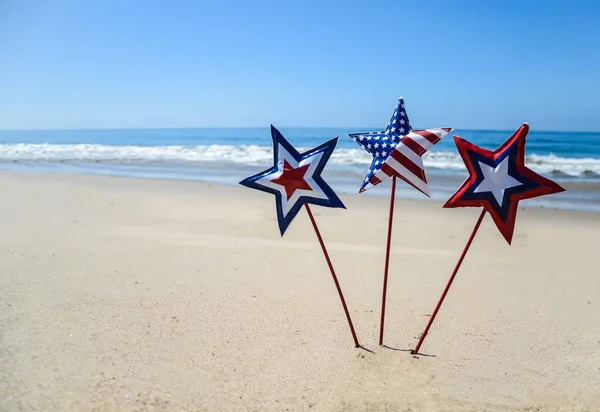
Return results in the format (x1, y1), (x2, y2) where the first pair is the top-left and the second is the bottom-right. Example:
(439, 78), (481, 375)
(0, 171), (599, 411)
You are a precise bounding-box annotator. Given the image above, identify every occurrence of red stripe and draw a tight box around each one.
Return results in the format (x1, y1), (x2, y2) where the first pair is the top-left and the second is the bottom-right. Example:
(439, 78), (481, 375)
(380, 162), (395, 177)
(390, 150), (427, 183)
(369, 175), (382, 185)
(396, 174), (428, 197)
(401, 137), (427, 156)
(380, 159), (429, 196)
(412, 129), (441, 145)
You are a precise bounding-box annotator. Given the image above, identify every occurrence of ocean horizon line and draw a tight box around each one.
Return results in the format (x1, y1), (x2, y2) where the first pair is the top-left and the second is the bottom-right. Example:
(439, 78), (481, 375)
(1, 126), (600, 134)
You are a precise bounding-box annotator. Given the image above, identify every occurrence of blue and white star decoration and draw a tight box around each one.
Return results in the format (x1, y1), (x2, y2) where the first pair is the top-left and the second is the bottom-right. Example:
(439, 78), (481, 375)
(239, 126), (345, 236)
(444, 123), (566, 244)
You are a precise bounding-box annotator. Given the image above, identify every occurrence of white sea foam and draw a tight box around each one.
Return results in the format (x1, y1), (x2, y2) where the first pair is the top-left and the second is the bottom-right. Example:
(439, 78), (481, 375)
(0, 143), (275, 164)
(423, 152), (600, 177)
(0, 143), (599, 178)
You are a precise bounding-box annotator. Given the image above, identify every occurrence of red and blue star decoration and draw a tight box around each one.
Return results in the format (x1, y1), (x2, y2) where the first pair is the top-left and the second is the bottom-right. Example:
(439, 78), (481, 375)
(240, 125), (345, 236)
(444, 123), (566, 244)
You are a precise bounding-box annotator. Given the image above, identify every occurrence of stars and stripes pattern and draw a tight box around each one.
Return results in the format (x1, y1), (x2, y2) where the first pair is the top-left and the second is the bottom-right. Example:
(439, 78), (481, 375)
(349, 97), (452, 196)
(368, 128), (452, 196)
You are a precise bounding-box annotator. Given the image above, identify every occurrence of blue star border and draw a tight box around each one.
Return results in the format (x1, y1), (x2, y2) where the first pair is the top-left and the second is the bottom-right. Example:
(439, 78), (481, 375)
(239, 125), (345, 236)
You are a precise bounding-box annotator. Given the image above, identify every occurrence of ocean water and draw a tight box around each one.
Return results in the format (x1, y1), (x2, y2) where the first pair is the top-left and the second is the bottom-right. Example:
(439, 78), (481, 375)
(0, 127), (599, 211)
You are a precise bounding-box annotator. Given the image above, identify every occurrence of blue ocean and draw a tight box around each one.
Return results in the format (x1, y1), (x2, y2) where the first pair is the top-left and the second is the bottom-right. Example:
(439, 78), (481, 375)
(0, 128), (599, 211)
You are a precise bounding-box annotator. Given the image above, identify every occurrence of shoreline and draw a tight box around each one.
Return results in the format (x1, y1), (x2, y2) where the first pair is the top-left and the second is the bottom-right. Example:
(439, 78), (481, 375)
(1, 162), (599, 213)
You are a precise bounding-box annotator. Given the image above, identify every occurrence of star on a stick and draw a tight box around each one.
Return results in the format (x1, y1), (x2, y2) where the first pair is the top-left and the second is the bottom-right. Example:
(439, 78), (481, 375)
(444, 123), (566, 244)
(239, 126), (345, 236)
(349, 97), (451, 194)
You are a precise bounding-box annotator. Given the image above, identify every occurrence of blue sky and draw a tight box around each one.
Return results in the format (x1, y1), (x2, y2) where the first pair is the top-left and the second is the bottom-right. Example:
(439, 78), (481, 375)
(1, 0), (599, 131)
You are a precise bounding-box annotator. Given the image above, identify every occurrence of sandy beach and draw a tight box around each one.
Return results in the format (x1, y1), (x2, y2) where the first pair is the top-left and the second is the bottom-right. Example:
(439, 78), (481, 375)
(1, 171), (599, 411)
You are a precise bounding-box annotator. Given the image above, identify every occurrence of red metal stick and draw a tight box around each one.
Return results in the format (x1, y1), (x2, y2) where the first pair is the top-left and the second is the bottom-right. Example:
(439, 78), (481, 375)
(379, 175), (397, 345)
(305, 204), (360, 348)
(412, 209), (486, 355)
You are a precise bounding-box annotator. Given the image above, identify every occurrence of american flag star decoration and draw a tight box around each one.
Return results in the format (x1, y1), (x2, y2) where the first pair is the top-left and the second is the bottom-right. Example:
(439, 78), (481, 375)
(444, 123), (566, 244)
(349, 96), (453, 346)
(349, 97), (452, 195)
(239, 125), (345, 236)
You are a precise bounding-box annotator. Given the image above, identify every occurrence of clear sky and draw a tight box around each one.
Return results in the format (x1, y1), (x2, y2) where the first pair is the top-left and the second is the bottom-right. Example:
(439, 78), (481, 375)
(1, 0), (599, 131)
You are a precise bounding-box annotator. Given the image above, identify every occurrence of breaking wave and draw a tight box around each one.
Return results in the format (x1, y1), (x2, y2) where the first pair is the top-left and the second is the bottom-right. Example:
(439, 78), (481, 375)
(0, 143), (599, 178)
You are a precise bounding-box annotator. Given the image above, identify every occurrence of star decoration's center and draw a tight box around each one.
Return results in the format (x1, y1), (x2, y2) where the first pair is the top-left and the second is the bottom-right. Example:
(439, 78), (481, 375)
(270, 159), (312, 200)
(473, 156), (523, 206)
